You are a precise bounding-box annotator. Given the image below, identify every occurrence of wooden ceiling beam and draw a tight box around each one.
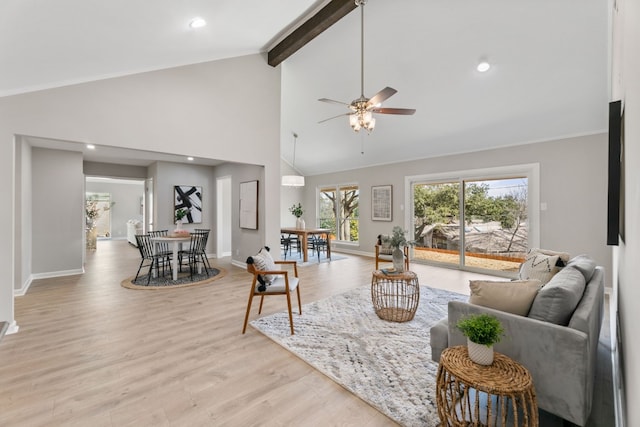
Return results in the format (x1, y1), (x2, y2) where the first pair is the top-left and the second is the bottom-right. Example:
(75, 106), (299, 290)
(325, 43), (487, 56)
(268, 0), (357, 67)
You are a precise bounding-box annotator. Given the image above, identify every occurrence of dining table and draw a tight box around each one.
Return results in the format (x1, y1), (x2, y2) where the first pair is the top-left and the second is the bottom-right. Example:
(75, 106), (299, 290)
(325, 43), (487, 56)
(150, 235), (191, 281)
(280, 227), (331, 263)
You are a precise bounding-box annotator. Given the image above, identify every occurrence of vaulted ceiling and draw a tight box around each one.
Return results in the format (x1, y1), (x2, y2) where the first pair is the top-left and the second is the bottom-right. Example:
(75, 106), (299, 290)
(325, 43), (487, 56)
(1, 0), (609, 175)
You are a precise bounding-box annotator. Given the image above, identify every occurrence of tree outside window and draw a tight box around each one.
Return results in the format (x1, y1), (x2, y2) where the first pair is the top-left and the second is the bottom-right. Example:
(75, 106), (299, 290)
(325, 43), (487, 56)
(319, 185), (359, 242)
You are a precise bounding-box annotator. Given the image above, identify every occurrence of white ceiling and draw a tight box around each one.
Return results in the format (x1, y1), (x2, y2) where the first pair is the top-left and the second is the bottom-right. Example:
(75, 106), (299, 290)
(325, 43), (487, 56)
(1, 0), (609, 175)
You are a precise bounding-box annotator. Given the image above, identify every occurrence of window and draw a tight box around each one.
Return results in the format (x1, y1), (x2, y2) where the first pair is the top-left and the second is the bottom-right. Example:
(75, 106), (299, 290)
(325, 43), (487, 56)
(408, 164), (539, 275)
(319, 184), (359, 242)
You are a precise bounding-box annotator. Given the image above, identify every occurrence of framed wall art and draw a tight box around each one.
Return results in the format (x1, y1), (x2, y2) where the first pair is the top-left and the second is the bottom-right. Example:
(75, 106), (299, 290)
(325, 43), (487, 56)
(239, 180), (258, 230)
(174, 185), (202, 223)
(371, 185), (392, 221)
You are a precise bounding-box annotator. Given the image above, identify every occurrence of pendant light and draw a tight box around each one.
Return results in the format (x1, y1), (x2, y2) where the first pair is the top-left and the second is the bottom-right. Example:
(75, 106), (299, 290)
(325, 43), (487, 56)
(281, 132), (305, 187)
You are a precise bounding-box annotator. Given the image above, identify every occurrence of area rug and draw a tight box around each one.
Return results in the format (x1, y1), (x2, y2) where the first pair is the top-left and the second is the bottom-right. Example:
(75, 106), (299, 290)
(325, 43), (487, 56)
(121, 267), (226, 290)
(280, 250), (347, 266)
(250, 285), (468, 426)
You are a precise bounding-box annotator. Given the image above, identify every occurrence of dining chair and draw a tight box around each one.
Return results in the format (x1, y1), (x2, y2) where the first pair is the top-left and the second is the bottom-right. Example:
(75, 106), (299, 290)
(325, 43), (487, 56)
(193, 228), (212, 272)
(134, 234), (172, 284)
(179, 232), (209, 279)
(242, 247), (301, 335)
(148, 230), (172, 259)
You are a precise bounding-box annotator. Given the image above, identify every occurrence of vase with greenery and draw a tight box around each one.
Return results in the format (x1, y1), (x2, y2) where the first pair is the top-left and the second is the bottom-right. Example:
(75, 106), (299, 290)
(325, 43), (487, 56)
(383, 226), (414, 272)
(456, 313), (505, 365)
(175, 208), (189, 230)
(289, 203), (305, 229)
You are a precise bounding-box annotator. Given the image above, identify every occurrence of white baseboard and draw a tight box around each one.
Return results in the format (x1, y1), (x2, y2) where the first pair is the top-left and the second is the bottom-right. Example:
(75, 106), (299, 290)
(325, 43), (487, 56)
(14, 276), (33, 296)
(6, 320), (19, 335)
(30, 268), (84, 280)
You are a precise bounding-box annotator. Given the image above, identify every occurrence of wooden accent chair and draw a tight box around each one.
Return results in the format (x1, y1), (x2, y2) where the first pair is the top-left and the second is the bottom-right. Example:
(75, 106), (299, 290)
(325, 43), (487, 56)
(242, 247), (301, 335)
(375, 234), (409, 271)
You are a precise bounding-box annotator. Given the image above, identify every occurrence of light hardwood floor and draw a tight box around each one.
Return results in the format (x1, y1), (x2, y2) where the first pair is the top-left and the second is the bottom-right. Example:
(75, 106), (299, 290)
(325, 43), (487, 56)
(0, 240), (613, 426)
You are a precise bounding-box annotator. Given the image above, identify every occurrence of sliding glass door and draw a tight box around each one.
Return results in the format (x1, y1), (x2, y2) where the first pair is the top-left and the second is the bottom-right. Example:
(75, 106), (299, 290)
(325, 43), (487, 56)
(410, 166), (537, 275)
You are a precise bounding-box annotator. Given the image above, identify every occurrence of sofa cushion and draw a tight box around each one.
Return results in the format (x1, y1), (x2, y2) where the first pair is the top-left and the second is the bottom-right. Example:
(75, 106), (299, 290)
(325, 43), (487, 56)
(469, 279), (542, 316)
(527, 266), (586, 325)
(518, 250), (561, 284)
(566, 255), (596, 282)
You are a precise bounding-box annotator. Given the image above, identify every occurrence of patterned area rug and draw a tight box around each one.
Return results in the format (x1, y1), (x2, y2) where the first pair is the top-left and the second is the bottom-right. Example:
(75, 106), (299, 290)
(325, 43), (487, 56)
(280, 250), (347, 266)
(250, 285), (468, 426)
(121, 267), (226, 290)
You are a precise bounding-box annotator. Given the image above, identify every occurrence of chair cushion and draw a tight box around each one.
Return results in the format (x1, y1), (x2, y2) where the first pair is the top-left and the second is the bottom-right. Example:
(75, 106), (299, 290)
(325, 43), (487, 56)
(469, 279), (542, 316)
(262, 276), (299, 293)
(527, 266), (586, 325)
(518, 249), (561, 284)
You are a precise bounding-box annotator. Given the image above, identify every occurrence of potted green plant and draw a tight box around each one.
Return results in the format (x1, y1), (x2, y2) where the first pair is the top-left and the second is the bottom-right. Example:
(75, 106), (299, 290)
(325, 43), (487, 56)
(456, 313), (505, 365)
(383, 226), (414, 272)
(175, 208), (189, 229)
(289, 203), (305, 229)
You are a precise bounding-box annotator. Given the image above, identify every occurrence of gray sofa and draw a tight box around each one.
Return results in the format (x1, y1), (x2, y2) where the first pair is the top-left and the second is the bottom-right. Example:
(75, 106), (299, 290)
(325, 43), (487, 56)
(430, 262), (605, 426)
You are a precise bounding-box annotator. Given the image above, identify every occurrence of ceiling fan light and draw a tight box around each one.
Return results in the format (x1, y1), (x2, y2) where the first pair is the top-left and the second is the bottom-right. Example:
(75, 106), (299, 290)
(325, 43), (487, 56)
(367, 117), (376, 131)
(350, 114), (360, 130)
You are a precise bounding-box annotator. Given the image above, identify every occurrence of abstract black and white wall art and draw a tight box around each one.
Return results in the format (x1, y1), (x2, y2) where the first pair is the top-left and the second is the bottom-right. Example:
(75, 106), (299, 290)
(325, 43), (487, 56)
(174, 185), (202, 223)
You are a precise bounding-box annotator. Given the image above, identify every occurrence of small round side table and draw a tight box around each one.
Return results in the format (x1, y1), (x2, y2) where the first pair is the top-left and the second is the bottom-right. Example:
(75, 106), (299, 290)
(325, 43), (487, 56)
(436, 345), (539, 426)
(371, 270), (420, 322)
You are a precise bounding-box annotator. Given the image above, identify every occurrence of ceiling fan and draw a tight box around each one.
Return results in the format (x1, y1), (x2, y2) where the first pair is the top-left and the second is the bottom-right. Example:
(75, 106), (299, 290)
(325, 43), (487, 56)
(318, 0), (416, 133)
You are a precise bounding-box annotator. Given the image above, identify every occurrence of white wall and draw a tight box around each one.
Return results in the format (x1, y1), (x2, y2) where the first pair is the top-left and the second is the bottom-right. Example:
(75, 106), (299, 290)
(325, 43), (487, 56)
(32, 147), (84, 274)
(612, 0), (640, 424)
(302, 133), (612, 278)
(153, 161), (215, 253)
(85, 180), (144, 240)
(0, 53), (282, 330)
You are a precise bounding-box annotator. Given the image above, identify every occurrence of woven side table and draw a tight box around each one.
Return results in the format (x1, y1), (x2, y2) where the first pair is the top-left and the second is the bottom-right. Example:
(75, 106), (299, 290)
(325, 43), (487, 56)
(371, 270), (419, 322)
(436, 346), (538, 426)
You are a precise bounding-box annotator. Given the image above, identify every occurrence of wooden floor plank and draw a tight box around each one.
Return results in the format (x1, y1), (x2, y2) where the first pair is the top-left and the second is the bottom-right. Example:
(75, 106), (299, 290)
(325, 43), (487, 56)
(0, 240), (613, 426)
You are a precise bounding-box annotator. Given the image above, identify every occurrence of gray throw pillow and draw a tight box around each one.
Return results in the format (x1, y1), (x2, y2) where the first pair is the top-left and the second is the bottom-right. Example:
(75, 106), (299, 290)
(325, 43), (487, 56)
(527, 266), (586, 325)
(566, 255), (596, 282)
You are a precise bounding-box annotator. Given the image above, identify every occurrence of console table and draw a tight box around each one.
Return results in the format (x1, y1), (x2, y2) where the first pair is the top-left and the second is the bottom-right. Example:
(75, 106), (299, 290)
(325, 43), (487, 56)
(436, 345), (539, 426)
(370, 270), (420, 322)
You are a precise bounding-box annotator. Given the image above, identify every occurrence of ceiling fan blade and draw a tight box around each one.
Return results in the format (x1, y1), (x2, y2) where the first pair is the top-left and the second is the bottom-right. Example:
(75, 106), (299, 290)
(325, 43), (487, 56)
(318, 97), (351, 106)
(372, 107), (416, 115)
(318, 112), (350, 124)
(368, 87), (398, 106)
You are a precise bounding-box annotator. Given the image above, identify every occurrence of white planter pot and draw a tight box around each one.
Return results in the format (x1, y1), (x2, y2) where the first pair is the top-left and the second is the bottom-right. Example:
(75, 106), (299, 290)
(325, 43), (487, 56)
(296, 217), (305, 230)
(467, 338), (494, 365)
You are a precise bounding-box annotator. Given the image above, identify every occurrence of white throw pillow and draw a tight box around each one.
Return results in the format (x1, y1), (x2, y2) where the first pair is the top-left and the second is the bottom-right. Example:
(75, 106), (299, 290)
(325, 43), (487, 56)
(251, 247), (277, 284)
(518, 250), (561, 285)
(469, 279), (542, 316)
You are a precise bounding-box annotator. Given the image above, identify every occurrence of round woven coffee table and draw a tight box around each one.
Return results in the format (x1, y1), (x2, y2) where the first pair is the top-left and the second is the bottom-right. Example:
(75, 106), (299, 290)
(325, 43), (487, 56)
(371, 270), (419, 322)
(436, 345), (538, 426)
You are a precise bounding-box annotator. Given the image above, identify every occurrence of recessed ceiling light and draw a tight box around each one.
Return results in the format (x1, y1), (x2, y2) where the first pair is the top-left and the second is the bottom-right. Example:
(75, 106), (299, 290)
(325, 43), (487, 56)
(86, 144), (96, 150)
(189, 17), (206, 29)
(187, 156), (194, 161)
(477, 61), (491, 72)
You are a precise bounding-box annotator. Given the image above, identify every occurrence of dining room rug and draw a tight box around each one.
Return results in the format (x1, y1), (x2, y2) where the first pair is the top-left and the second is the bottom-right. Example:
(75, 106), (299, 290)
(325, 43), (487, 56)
(250, 285), (468, 426)
(121, 266), (226, 290)
(280, 249), (347, 266)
